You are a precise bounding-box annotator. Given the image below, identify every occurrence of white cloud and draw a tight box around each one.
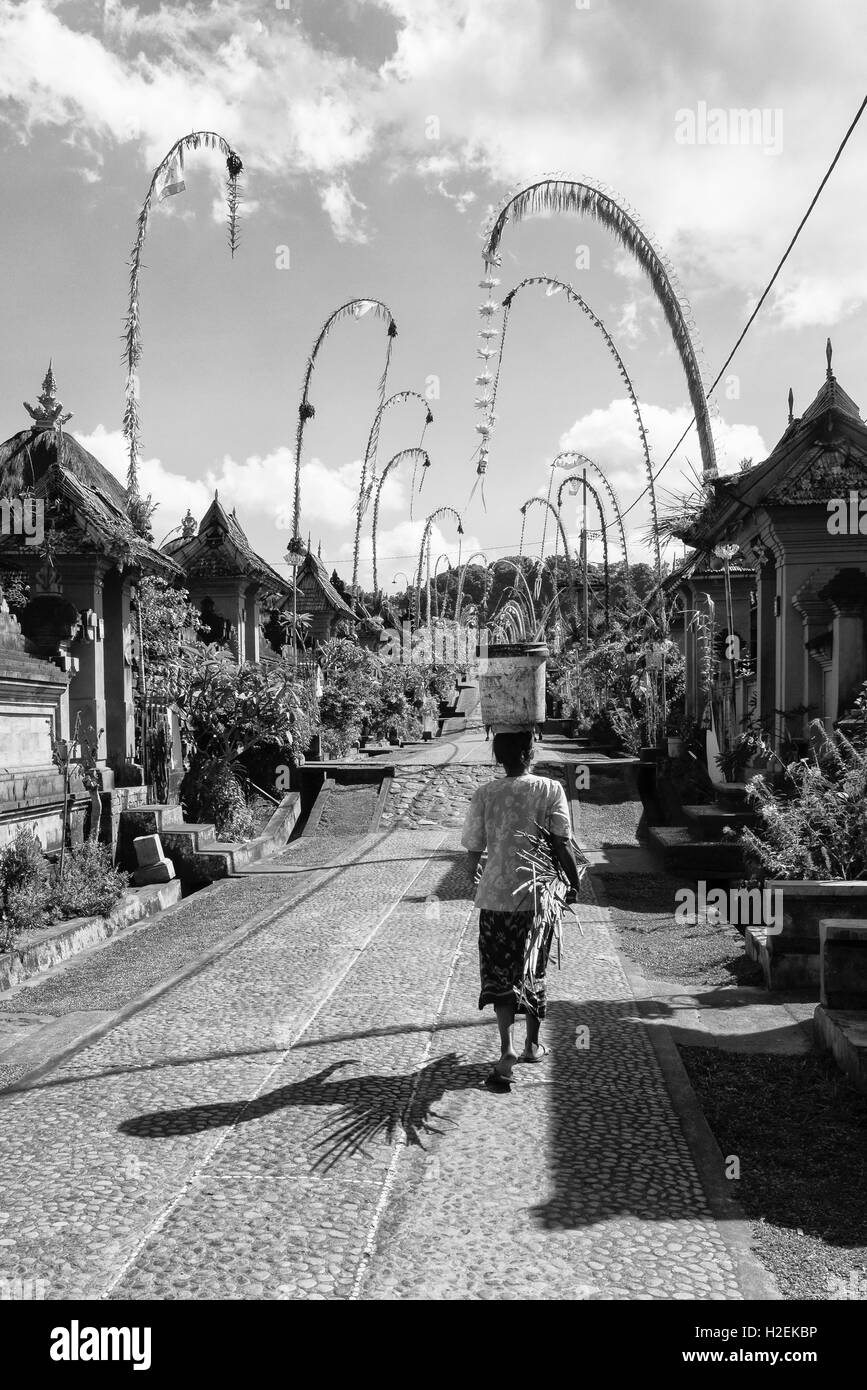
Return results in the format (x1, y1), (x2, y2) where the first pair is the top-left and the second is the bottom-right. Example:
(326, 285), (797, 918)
(4, 0), (867, 304)
(769, 274), (864, 331)
(71, 425), (409, 546)
(319, 180), (369, 243)
(435, 180), (476, 214)
(554, 398), (768, 563)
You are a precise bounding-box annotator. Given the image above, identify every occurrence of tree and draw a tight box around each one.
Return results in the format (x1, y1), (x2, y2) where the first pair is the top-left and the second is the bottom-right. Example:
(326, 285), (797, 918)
(168, 646), (313, 837)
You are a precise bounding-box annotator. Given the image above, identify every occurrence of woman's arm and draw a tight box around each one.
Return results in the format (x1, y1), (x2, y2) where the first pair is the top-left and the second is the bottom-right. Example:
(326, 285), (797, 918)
(461, 788), (486, 892)
(465, 851), (484, 885)
(550, 834), (586, 897)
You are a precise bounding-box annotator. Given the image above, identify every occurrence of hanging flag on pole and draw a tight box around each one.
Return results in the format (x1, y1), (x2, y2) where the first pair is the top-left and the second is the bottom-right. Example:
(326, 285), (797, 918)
(159, 157), (186, 202)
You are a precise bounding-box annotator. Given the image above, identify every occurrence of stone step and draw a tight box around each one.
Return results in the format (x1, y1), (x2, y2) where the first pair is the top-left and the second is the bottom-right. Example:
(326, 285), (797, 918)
(682, 804), (758, 838)
(648, 826), (746, 875)
(713, 782), (753, 811)
(813, 1007), (867, 1094)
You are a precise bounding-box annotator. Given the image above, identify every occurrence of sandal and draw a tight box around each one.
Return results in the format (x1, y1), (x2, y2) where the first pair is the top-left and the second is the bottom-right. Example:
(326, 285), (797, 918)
(519, 1042), (550, 1063)
(484, 1070), (512, 1092)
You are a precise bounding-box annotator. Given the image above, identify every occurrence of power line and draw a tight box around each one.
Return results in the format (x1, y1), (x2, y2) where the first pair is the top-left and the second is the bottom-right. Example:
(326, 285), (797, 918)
(616, 91), (867, 523)
(306, 97), (867, 572)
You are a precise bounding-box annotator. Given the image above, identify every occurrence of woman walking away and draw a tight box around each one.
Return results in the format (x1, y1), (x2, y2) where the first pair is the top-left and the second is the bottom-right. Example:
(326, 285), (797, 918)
(461, 729), (586, 1091)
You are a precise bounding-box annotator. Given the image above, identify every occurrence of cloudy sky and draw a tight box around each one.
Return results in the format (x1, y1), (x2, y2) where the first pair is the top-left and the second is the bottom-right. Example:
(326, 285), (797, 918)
(1, 0), (866, 587)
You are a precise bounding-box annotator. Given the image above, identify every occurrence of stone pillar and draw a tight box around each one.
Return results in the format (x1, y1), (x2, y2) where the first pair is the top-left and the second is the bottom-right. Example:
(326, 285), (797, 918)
(793, 591), (833, 736)
(757, 559), (777, 743)
(102, 568), (136, 765)
(818, 569), (867, 721)
(63, 563), (108, 763)
(244, 586), (260, 665)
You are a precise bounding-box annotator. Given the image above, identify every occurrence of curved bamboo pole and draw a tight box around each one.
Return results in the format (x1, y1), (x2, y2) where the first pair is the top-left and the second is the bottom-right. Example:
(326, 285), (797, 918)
(432, 553), (451, 620)
(552, 452), (629, 583)
(291, 298), (397, 550)
(454, 551), (489, 622)
(124, 130), (243, 499)
(556, 475), (610, 627)
(481, 178), (717, 484)
(519, 495), (576, 633)
(494, 275), (659, 574)
(352, 390), (433, 593)
(414, 507), (463, 627)
(370, 447), (432, 593)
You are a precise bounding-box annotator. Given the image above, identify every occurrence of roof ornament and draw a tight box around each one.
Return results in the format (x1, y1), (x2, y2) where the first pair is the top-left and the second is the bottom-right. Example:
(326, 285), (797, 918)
(826, 337), (833, 380)
(787, 387), (794, 425)
(24, 362), (73, 431)
(181, 508), (197, 539)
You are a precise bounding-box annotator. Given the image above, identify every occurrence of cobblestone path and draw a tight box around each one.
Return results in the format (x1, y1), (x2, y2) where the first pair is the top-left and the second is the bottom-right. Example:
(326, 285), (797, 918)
(0, 737), (772, 1300)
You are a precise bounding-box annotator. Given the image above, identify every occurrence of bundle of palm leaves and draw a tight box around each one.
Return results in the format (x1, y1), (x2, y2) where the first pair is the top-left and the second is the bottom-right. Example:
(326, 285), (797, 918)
(512, 823), (588, 1012)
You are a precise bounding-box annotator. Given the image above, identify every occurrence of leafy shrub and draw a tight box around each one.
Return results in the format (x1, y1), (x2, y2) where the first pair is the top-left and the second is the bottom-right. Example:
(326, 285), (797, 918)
(172, 645), (314, 836)
(609, 706), (643, 755)
(1, 833), (130, 948)
(741, 721), (867, 881)
(47, 842), (129, 921)
(190, 764), (255, 841)
(0, 829), (52, 946)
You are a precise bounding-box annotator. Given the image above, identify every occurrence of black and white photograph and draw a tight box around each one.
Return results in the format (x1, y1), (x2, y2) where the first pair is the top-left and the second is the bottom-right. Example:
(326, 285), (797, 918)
(0, 0), (866, 1351)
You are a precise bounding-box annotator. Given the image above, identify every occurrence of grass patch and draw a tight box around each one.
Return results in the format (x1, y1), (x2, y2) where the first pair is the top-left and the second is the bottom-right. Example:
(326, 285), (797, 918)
(680, 1047), (867, 1300)
(599, 871), (762, 987)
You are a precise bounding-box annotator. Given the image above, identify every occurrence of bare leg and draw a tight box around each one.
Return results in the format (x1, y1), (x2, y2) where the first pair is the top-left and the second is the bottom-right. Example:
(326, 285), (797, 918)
(493, 1001), (518, 1078)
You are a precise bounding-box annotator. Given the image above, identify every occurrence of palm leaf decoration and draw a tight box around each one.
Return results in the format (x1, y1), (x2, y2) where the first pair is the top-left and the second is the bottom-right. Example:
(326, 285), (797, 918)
(353, 392), (432, 594)
(123, 130), (244, 500)
(414, 507), (463, 626)
(486, 558), (543, 643)
(370, 447), (432, 594)
(512, 823), (587, 1012)
(291, 298), (397, 548)
(481, 178), (717, 488)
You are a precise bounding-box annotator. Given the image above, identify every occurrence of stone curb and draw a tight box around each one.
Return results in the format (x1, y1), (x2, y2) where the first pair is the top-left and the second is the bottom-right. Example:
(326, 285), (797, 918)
(0, 881), (182, 993)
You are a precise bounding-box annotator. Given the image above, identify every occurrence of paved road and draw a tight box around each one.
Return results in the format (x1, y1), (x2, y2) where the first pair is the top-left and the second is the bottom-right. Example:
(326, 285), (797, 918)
(0, 742), (775, 1300)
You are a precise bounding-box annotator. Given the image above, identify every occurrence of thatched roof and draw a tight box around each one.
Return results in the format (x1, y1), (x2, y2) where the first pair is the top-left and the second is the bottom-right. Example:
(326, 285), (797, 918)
(295, 550), (357, 619)
(163, 495), (293, 600)
(0, 426), (127, 512)
(669, 364), (867, 551)
(0, 427), (181, 576)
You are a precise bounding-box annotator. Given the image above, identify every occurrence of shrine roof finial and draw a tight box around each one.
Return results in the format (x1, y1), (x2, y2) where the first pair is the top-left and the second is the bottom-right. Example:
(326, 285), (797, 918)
(787, 386), (794, 424)
(23, 361), (73, 431)
(826, 337), (833, 380)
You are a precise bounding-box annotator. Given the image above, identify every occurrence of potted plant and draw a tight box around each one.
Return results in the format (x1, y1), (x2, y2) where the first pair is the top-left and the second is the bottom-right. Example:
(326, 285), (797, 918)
(738, 712), (867, 991)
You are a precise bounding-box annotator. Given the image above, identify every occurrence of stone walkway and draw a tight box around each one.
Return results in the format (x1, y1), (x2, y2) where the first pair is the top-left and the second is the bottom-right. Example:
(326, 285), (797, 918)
(0, 730), (778, 1300)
